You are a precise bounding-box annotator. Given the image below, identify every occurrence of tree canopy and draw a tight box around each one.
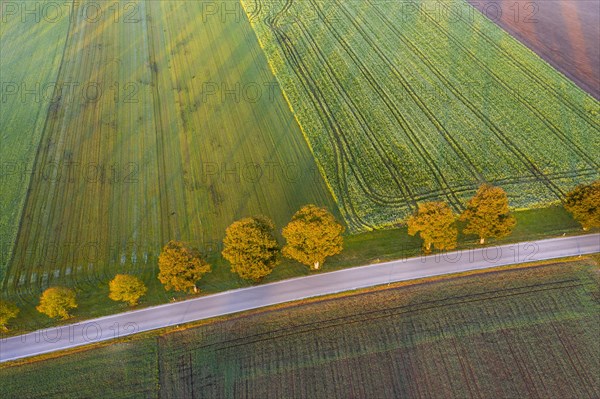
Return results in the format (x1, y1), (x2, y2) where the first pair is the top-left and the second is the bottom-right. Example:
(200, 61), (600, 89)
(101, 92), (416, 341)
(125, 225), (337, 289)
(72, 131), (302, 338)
(0, 300), (19, 331)
(564, 180), (600, 230)
(158, 240), (211, 293)
(460, 184), (516, 244)
(282, 205), (344, 270)
(109, 274), (148, 306)
(36, 287), (77, 320)
(407, 201), (457, 252)
(222, 216), (279, 282)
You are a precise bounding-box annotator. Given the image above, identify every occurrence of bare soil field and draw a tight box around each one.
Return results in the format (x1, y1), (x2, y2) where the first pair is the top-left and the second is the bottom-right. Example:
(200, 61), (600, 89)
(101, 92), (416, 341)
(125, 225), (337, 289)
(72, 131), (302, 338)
(468, 0), (600, 99)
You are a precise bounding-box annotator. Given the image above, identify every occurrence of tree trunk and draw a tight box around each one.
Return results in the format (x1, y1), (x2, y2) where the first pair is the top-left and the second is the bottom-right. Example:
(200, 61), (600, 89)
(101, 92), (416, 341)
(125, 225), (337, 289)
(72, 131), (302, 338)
(193, 286), (198, 294)
(314, 261), (320, 270)
(480, 237), (485, 245)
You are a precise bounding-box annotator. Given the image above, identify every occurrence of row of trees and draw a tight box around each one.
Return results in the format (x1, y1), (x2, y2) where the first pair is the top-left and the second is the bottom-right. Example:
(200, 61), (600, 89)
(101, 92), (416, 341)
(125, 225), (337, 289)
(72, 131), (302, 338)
(0, 273), (149, 329)
(1, 181), (597, 330)
(407, 180), (600, 252)
(0, 205), (343, 330)
(408, 184), (516, 252)
(157, 204), (345, 292)
(224, 204), (345, 279)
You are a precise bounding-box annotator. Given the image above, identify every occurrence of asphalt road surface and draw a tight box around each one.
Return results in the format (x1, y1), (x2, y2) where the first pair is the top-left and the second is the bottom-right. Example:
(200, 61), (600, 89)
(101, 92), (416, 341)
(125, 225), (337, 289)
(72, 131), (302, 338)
(1, 233), (598, 363)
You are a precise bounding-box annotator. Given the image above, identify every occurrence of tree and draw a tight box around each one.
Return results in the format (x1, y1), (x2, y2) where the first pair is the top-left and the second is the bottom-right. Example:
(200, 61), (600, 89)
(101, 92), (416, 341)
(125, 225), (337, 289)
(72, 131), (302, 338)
(282, 205), (344, 270)
(222, 216), (279, 282)
(109, 274), (148, 306)
(0, 300), (19, 331)
(37, 287), (77, 320)
(460, 184), (516, 244)
(158, 241), (211, 293)
(564, 180), (600, 230)
(407, 201), (457, 253)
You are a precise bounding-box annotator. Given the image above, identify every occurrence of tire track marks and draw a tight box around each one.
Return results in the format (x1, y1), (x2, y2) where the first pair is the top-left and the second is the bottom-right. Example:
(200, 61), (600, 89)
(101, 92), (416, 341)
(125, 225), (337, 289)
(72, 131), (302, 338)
(367, 0), (566, 199)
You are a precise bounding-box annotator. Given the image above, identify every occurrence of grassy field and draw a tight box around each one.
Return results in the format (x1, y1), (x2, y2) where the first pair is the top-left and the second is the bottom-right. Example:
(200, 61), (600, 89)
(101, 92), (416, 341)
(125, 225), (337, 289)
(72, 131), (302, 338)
(0, 1), (70, 281)
(1, 258), (598, 398)
(3, 0), (337, 295)
(242, 0), (600, 231)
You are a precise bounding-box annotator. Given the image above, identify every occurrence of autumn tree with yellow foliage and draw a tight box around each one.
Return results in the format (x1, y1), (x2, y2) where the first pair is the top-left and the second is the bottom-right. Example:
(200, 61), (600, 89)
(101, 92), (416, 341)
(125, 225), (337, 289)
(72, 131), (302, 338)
(222, 216), (279, 282)
(564, 180), (600, 230)
(0, 300), (19, 331)
(158, 241), (211, 293)
(37, 287), (77, 319)
(408, 201), (457, 253)
(460, 184), (516, 244)
(282, 205), (344, 270)
(109, 274), (148, 306)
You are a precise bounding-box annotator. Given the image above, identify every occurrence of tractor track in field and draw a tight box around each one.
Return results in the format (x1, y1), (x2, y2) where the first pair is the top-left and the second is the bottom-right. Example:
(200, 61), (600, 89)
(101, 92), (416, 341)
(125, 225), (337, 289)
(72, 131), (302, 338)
(254, 0), (598, 228)
(274, 0), (472, 216)
(189, 278), (584, 353)
(293, 21), (419, 207)
(263, 0), (370, 230)
(406, 2), (600, 170)
(337, 167), (596, 206)
(331, 0), (485, 188)
(264, 0), (397, 230)
(327, 0), (487, 181)
(267, 0), (473, 215)
(291, 17), (418, 209)
(458, 1), (600, 125)
(451, 337), (479, 398)
(492, 168), (598, 186)
(406, 168), (596, 204)
(543, 315), (595, 398)
(4, 1), (170, 296)
(263, 1), (370, 229)
(145, 1), (171, 245)
(310, 0), (476, 211)
(366, 1), (567, 200)
(273, 0), (429, 213)
(247, 0), (262, 23)
(500, 329), (539, 397)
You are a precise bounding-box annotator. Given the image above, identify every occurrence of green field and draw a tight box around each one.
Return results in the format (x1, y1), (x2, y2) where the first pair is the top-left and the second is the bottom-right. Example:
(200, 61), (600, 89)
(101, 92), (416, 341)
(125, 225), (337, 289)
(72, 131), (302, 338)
(1, 0), (598, 322)
(0, 3), (70, 281)
(242, 0), (600, 231)
(2, 0), (337, 294)
(1, 259), (598, 398)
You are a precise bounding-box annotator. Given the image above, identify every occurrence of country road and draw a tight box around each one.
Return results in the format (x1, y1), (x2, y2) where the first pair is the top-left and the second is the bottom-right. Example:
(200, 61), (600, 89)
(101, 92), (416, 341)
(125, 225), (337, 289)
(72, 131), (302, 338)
(1, 234), (598, 363)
